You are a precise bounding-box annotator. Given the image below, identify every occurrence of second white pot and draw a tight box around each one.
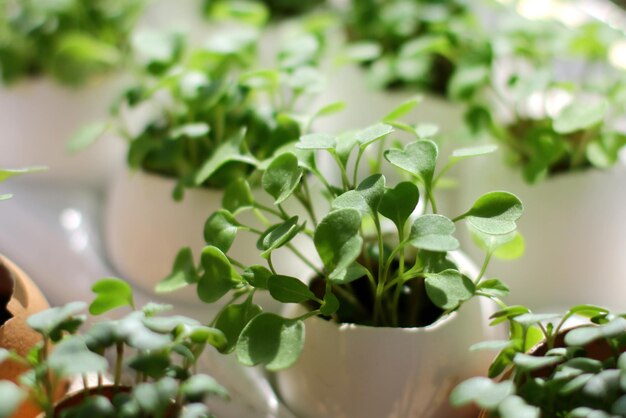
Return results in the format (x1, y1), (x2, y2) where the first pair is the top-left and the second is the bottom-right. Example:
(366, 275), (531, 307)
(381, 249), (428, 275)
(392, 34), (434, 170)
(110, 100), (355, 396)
(104, 170), (315, 310)
(0, 77), (126, 186)
(456, 149), (626, 312)
(274, 251), (500, 418)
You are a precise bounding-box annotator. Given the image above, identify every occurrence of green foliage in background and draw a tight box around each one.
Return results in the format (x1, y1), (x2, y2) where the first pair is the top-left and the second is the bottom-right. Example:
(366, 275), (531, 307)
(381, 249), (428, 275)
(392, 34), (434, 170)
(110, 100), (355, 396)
(340, 0), (488, 96)
(0, 0), (145, 86)
(452, 305), (626, 418)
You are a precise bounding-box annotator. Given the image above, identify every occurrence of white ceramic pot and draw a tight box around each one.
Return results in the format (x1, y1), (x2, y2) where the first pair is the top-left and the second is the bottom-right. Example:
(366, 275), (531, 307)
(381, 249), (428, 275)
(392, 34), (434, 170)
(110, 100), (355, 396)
(275, 251), (500, 418)
(456, 149), (626, 312)
(0, 77), (126, 186)
(104, 170), (315, 310)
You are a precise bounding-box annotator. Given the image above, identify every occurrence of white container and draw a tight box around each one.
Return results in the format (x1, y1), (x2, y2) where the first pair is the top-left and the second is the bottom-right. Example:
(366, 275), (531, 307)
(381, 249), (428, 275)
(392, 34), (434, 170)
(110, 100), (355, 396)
(0, 77), (126, 186)
(104, 170), (315, 310)
(456, 149), (626, 312)
(275, 251), (500, 418)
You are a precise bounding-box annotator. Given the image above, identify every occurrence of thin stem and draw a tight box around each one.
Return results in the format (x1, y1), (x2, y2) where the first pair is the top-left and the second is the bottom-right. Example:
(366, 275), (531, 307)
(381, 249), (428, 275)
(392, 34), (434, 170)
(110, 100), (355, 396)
(254, 203), (284, 220)
(372, 215), (386, 326)
(267, 254), (277, 275)
(474, 252), (493, 286)
(391, 229), (406, 326)
(353, 148), (365, 187)
(114, 342), (124, 387)
(427, 187), (438, 214)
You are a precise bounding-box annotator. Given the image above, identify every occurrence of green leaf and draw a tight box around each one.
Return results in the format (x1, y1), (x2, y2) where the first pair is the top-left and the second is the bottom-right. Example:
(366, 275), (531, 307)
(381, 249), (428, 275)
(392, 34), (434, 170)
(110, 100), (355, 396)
(197, 246), (238, 303)
(314, 209), (363, 281)
(67, 122), (108, 153)
(553, 100), (608, 134)
(171, 123), (209, 139)
(256, 217), (301, 258)
(48, 338), (108, 377)
(450, 145), (498, 162)
(470, 340), (513, 352)
(470, 227), (525, 260)
(214, 301), (262, 354)
(0, 381), (25, 418)
(262, 153), (303, 205)
(498, 395), (540, 418)
(567, 305), (609, 319)
(242, 265), (272, 289)
(320, 289), (339, 316)
(409, 214), (459, 252)
(355, 174), (386, 213)
(449, 66), (490, 100)
(194, 132), (257, 185)
(329, 263), (368, 285)
(156, 247), (197, 293)
(203, 210), (241, 252)
(378, 182), (420, 230)
(332, 190), (369, 214)
(90, 278), (135, 315)
(236, 313), (305, 371)
(335, 131), (360, 166)
(222, 179), (254, 215)
(268, 275), (315, 303)
(27, 301), (86, 338)
(459, 192), (523, 235)
(0, 166), (46, 183)
(343, 41), (381, 62)
(450, 377), (514, 409)
(296, 133), (336, 150)
(313, 101), (346, 119)
(414, 123), (439, 139)
(477, 279), (510, 299)
(181, 374), (229, 402)
(356, 123), (394, 147)
(513, 313), (560, 327)
(489, 305), (531, 326)
(513, 353), (563, 371)
(425, 269), (475, 310)
(384, 140), (438, 188)
(383, 97), (421, 122)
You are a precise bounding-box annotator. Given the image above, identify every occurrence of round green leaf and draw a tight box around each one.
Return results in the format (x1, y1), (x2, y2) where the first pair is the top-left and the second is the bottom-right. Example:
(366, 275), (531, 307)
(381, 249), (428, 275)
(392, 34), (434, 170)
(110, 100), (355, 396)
(424, 269), (475, 310)
(384, 140), (438, 187)
(268, 275), (315, 304)
(355, 174), (385, 213)
(242, 265), (272, 289)
(314, 209), (363, 281)
(222, 179), (254, 214)
(67, 122), (108, 153)
(197, 246), (238, 303)
(262, 152), (303, 205)
(553, 100), (608, 134)
(27, 301), (86, 338)
(498, 395), (540, 418)
(461, 192), (523, 235)
(356, 123), (394, 147)
(296, 133), (336, 150)
(450, 377), (514, 409)
(236, 313), (305, 371)
(0, 381), (25, 418)
(156, 247), (197, 293)
(378, 182), (420, 230)
(90, 278), (135, 315)
(409, 214), (459, 252)
(48, 338), (108, 377)
(256, 216), (301, 258)
(181, 374), (229, 402)
(214, 302), (263, 354)
(203, 210), (241, 252)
